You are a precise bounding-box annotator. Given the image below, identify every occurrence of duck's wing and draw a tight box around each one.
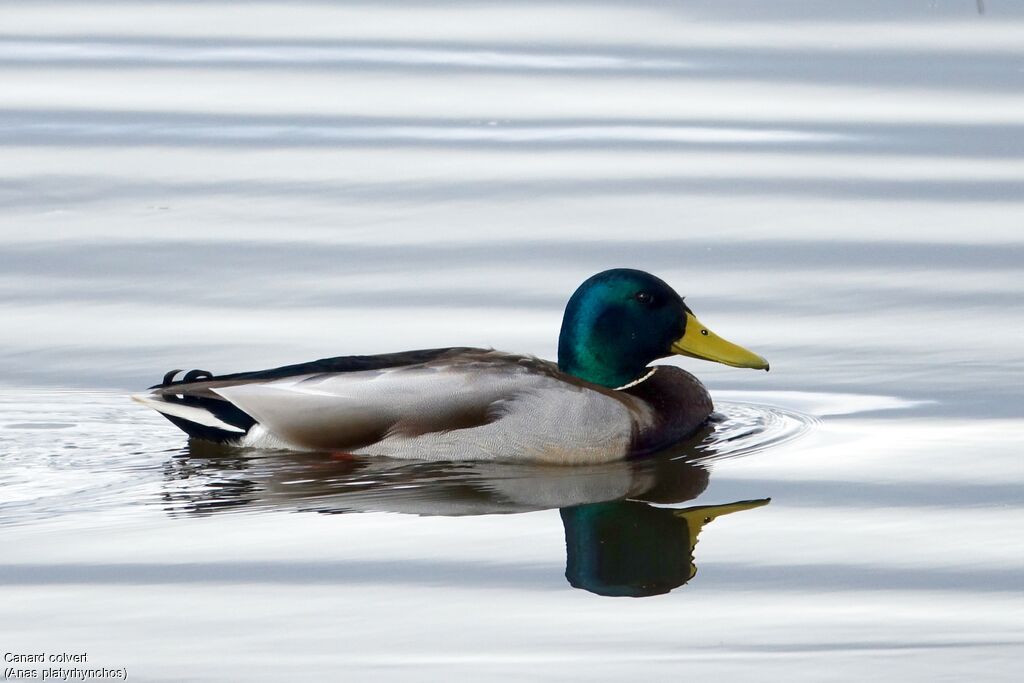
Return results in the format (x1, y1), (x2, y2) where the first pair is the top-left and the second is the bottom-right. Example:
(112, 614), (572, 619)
(136, 348), (652, 462)
(134, 347), (475, 443)
(214, 351), (651, 462)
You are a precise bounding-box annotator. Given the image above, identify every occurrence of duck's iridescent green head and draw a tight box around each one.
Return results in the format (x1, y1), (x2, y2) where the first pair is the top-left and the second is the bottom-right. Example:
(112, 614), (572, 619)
(557, 268), (768, 388)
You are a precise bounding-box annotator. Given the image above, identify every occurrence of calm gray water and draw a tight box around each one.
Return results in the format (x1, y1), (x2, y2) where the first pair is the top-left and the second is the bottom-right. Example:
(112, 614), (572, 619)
(1, 1), (1023, 681)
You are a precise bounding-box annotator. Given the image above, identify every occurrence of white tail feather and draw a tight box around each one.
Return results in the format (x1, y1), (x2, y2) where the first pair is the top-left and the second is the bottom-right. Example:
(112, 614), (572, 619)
(131, 394), (246, 433)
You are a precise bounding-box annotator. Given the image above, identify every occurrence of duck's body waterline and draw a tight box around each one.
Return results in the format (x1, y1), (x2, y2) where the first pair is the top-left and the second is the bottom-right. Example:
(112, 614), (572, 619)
(134, 269), (768, 463)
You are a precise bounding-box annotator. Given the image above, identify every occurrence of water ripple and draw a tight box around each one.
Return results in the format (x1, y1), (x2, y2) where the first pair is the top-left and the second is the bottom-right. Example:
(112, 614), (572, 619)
(0, 38), (695, 72)
(697, 400), (816, 462)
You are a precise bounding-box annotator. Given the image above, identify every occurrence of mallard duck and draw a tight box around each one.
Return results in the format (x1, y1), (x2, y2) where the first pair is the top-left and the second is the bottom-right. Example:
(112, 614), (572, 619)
(134, 268), (768, 463)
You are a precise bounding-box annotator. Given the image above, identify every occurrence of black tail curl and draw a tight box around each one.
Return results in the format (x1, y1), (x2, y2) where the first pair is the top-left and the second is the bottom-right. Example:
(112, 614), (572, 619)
(161, 368), (214, 387)
(155, 367), (256, 443)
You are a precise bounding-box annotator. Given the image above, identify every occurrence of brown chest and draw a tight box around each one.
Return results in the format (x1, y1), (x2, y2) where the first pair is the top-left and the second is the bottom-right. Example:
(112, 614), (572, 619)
(622, 366), (713, 456)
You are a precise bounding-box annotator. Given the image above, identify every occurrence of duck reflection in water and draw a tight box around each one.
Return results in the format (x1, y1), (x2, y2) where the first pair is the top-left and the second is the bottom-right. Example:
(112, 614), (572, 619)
(163, 435), (768, 598)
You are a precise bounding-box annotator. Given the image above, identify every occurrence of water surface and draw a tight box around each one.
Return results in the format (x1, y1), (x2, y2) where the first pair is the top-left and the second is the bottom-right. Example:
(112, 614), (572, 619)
(1, 1), (1022, 681)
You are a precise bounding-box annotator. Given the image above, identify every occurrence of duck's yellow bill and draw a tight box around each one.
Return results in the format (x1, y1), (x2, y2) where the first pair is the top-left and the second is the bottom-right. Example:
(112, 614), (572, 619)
(671, 312), (769, 370)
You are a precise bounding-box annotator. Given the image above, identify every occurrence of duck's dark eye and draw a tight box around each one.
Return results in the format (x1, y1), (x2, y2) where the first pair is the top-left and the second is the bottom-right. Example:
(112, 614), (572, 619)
(634, 291), (654, 306)
(701, 329), (709, 336)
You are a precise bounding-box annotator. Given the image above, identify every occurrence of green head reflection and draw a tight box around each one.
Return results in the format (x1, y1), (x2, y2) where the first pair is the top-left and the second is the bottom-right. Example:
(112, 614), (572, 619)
(561, 498), (770, 597)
